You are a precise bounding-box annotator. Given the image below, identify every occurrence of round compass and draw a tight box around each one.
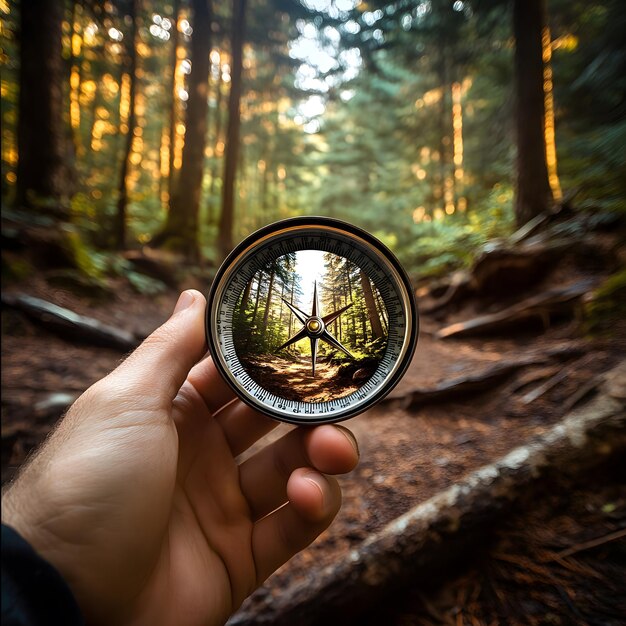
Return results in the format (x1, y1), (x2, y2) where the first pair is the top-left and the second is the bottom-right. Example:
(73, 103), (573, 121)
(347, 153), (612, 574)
(206, 216), (418, 425)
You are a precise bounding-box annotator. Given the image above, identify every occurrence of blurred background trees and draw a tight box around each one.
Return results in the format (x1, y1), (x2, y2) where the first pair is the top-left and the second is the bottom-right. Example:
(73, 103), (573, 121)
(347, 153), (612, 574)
(1, 0), (624, 276)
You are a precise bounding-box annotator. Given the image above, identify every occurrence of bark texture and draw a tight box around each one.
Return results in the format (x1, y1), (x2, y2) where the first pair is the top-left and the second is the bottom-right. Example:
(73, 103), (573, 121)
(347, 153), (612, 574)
(218, 0), (247, 261)
(158, 0), (212, 260)
(359, 270), (384, 340)
(17, 0), (74, 210)
(115, 0), (139, 250)
(513, 0), (553, 226)
(166, 0), (181, 202)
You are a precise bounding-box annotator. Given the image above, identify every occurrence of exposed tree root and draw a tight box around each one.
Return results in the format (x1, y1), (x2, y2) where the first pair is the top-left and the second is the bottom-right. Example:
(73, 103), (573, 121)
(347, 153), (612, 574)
(2, 293), (141, 351)
(436, 279), (596, 339)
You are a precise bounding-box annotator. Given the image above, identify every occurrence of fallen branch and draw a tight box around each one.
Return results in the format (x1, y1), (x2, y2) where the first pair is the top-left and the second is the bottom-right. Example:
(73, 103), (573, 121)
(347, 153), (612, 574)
(519, 353), (595, 405)
(436, 279), (596, 339)
(229, 361), (626, 626)
(1, 293), (142, 352)
(552, 528), (626, 561)
(382, 356), (547, 410)
(382, 343), (587, 410)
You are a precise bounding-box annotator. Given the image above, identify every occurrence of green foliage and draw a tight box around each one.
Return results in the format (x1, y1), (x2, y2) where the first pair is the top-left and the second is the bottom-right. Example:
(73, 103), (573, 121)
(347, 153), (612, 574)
(62, 226), (106, 280)
(404, 184), (515, 279)
(105, 255), (168, 294)
(125, 269), (168, 296)
(1, 0), (624, 278)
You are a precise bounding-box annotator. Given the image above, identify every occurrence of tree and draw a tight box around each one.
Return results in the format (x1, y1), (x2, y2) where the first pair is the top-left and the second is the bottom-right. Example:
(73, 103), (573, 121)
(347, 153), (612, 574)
(115, 0), (140, 250)
(359, 270), (384, 339)
(16, 0), (74, 211)
(512, 0), (554, 226)
(261, 263), (276, 334)
(166, 0), (181, 205)
(155, 0), (213, 260)
(218, 0), (247, 261)
(207, 56), (224, 225)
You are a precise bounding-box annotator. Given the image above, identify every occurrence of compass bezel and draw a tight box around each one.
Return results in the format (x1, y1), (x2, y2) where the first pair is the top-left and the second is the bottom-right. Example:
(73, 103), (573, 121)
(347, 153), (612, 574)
(206, 216), (419, 425)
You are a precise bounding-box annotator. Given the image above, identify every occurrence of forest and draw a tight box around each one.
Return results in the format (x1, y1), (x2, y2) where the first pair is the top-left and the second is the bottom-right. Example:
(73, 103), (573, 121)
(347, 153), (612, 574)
(2, 0), (625, 623)
(2, 0), (623, 274)
(233, 251), (388, 402)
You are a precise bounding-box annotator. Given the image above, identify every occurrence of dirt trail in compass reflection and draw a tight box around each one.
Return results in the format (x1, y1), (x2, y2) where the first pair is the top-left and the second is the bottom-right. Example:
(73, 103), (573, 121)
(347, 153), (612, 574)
(239, 353), (377, 403)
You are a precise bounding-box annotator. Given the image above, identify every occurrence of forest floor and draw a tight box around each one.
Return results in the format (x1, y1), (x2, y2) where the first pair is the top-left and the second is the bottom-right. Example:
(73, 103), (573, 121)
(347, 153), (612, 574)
(2, 268), (625, 625)
(237, 353), (363, 403)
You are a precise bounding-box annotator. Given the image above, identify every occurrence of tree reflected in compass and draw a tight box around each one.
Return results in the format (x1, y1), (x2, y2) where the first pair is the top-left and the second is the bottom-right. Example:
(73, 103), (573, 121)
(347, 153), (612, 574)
(233, 251), (389, 403)
(278, 280), (354, 376)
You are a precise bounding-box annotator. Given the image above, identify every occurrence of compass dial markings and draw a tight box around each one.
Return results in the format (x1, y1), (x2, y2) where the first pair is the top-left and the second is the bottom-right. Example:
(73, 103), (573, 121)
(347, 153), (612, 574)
(210, 223), (416, 423)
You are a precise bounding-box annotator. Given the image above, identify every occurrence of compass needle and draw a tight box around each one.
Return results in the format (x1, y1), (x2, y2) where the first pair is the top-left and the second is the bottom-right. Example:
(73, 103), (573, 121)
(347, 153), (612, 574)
(281, 298), (308, 325)
(322, 302), (353, 327)
(206, 217), (418, 425)
(276, 326), (308, 352)
(320, 329), (355, 360)
(312, 281), (320, 317)
(310, 337), (318, 376)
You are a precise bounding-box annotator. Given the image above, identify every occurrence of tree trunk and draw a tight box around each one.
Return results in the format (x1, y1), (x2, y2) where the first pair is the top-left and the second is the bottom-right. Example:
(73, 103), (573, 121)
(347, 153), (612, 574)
(360, 310), (368, 344)
(360, 270), (383, 340)
(16, 0), (74, 212)
(513, 0), (553, 227)
(158, 0), (212, 260)
(208, 60), (223, 225)
(218, 0), (247, 261)
(239, 277), (252, 323)
(375, 289), (388, 333)
(289, 274), (296, 338)
(166, 0), (181, 205)
(261, 269), (275, 334)
(437, 43), (452, 212)
(115, 0), (139, 251)
(246, 274), (263, 350)
(346, 267), (356, 343)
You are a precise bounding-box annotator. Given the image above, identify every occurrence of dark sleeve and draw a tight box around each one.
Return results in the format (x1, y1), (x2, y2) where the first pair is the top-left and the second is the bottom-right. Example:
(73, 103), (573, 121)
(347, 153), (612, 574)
(1, 524), (84, 626)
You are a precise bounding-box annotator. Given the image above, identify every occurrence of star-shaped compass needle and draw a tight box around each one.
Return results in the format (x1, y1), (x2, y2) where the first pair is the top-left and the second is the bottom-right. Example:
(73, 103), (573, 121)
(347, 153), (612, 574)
(276, 281), (354, 376)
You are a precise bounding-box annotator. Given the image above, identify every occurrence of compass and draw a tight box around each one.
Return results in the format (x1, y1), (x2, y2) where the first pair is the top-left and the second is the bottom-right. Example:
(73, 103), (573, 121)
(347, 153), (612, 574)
(206, 216), (418, 425)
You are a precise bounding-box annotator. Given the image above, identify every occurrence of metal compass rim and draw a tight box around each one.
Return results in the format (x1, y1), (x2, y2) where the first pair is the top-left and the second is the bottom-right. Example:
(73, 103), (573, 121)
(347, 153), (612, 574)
(205, 216), (419, 425)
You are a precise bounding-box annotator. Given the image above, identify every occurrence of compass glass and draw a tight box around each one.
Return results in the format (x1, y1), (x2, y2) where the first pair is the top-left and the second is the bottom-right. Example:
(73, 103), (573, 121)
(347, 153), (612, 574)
(232, 250), (389, 404)
(207, 217), (418, 425)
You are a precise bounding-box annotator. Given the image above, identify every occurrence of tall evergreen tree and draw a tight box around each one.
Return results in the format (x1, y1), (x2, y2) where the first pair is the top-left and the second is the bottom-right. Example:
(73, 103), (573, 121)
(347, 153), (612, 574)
(513, 0), (554, 226)
(115, 0), (140, 250)
(16, 0), (74, 211)
(155, 0), (213, 260)
(218, 0), (247, 261)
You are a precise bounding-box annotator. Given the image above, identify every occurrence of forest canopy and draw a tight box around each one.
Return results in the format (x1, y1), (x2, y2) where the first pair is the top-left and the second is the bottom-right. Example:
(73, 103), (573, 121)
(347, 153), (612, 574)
(1, 0), (624, 278)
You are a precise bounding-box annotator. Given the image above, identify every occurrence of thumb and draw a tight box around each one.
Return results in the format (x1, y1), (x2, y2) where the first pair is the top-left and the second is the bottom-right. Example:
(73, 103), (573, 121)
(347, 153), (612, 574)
(107, 290), (208, 405)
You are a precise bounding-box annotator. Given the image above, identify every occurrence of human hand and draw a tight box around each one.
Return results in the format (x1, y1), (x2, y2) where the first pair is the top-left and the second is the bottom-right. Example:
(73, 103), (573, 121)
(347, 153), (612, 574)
(2, 290), (359, 625)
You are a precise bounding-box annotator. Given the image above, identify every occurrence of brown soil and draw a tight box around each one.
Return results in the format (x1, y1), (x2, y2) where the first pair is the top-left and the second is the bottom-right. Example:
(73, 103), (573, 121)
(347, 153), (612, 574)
(2, 271), (624, 625)
(238, 353), (370, 403)
(362, 461), (626, 626)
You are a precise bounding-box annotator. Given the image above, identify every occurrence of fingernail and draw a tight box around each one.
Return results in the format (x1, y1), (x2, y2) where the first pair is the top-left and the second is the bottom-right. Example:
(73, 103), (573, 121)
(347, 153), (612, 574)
(173, 290), (195, 315)
(335, 425), (359, 457)
(303, 470), (327, 508)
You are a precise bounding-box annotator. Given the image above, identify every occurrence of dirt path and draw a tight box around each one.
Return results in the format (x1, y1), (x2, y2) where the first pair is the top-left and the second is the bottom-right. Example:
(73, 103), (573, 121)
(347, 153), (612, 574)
(239, 354), (361, 403)
(2, 279), (624, 624)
